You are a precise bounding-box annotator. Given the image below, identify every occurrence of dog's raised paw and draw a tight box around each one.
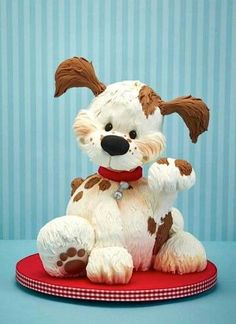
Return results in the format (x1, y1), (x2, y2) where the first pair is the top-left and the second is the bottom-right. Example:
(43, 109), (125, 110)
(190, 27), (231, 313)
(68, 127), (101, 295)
(56, 247), (88, 276)
(148, 158), (196, 192)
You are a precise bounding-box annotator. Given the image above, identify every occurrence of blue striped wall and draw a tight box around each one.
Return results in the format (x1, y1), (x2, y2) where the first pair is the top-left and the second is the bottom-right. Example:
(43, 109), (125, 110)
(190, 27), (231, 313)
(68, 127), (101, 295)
(0, 0), (235, 240)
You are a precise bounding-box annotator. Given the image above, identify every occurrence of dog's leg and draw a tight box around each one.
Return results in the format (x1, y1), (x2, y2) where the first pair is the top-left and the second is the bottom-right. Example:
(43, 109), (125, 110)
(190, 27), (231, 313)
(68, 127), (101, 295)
(153, 229), (207, 274)
(37, 215), (95, 277)
(148, 158), (206, 273)
(152, 207), (207, 274)
(147, 157), (195, 226)
(86, 199), (133, 284)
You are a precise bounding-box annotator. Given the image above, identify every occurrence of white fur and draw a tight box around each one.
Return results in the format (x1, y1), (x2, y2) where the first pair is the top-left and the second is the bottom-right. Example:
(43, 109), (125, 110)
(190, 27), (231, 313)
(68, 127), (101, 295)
(37, 80), (207, 284)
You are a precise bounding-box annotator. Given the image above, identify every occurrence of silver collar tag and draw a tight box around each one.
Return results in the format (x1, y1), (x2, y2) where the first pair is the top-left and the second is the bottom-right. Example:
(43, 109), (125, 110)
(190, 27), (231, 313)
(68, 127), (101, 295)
(113, 181), (129, 200)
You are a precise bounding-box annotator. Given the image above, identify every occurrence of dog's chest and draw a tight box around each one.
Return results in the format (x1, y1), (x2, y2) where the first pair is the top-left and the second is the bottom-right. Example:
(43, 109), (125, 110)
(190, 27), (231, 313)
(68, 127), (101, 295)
(66, 175), (153, 220)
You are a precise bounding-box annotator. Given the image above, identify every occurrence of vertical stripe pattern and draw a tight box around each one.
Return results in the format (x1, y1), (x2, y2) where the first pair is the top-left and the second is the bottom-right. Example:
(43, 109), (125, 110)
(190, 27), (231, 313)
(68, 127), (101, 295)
(0, 0), (236, 240)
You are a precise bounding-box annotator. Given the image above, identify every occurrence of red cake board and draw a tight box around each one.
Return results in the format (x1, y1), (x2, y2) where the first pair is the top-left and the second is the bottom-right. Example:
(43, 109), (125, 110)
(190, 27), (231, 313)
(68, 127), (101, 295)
(16, 254), (217, 302)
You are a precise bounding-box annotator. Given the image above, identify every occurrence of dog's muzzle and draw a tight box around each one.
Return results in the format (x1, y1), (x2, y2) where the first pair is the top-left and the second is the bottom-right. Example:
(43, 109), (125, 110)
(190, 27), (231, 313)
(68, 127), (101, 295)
(101, 135), (130, 156)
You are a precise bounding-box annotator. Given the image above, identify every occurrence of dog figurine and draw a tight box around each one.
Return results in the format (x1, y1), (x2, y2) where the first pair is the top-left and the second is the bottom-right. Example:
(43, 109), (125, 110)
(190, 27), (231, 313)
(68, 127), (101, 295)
(37, 57), (209, 284)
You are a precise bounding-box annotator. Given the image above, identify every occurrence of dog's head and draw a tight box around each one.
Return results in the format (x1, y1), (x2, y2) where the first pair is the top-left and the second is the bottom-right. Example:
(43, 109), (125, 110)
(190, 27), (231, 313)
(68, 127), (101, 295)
(55, 57), (209, 171)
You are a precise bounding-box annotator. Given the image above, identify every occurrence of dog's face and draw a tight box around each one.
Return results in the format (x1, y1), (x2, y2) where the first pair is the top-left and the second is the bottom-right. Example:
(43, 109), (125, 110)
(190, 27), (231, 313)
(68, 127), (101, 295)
(54, 57), (209, 171)
(74, 81), (165, 171)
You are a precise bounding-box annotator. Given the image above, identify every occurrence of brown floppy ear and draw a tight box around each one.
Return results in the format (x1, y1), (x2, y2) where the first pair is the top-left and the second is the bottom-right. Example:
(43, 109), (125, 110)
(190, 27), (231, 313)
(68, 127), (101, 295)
(54, 57), (106, 97)
(159, 95), (209, 143)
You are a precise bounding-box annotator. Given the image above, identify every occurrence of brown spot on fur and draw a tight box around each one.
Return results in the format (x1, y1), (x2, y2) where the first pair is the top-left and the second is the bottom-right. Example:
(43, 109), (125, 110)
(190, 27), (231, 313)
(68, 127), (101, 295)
(157, 158), (169, 166)
(159, 95), (209, 143)
(84, 176), (101, 189)
(99, 179), (111, 191)
(57, 261), (63, 266)
(148, 217), (157, 235)
(138, 85), (163, 118)
(127, 138), (132, 143)
(128, 185), (133, 189)
(73, 191), (83, 202)
(71, 177), (84, 196)
(153, 212), (173, 255)
(54, 57), (106, 97)
(175, 159), (192, 176)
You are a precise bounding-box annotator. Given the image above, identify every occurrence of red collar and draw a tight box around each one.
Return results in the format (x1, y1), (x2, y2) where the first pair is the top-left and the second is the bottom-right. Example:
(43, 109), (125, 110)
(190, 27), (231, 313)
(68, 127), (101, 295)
(98, 166), (143, 182)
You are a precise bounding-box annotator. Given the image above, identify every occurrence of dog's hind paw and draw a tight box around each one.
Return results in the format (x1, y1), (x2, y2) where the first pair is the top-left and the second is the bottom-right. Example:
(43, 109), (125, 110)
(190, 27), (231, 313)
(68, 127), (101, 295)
(153, 231), (207, 274)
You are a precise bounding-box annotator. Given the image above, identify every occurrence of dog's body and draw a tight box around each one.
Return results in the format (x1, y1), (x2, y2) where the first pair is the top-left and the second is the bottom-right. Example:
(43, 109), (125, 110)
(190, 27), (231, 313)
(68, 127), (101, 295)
(37, 58), (209, 284)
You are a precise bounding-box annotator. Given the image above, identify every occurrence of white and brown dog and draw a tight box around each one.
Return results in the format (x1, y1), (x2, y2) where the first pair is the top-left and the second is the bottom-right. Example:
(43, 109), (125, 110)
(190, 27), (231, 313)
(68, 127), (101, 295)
(37, 57), (210, 284)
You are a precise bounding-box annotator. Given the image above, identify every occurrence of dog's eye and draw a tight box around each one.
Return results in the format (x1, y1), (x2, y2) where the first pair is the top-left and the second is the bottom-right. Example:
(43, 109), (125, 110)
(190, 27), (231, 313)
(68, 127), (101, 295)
(105, 123), (113, 131)
(129, 130), (137, 139)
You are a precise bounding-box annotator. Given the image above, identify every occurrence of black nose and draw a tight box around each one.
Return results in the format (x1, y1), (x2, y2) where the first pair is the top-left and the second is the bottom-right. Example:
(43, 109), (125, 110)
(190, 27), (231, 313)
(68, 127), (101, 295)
(101, 135), (130, 156)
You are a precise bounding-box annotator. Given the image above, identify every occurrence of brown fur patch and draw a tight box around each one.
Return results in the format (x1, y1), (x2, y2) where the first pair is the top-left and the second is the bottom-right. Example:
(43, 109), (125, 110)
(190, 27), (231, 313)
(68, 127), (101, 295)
(153, 212), (173, 256)
(157, 158), (169, 166)
(71, 177), (84, 196)
(175, 159), (192, 176)
(98, 179), (111, 191)
(159, 95), (209, 143)
(148, 217), (157, 235)
(84, 176), (101, 189)
(73, 191), (83, 202)
(138, 85), (163, 118)
(54, 57), (106, 97)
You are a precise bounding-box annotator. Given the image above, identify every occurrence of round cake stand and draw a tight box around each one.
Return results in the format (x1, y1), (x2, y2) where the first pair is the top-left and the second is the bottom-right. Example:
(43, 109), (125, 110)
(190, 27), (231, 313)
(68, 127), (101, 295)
(16, 254), (217, 302)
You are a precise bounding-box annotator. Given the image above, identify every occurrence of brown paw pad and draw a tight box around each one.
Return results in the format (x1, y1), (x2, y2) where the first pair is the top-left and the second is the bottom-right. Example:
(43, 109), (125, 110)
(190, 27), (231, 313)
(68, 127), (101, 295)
(56, 247), (87, 276)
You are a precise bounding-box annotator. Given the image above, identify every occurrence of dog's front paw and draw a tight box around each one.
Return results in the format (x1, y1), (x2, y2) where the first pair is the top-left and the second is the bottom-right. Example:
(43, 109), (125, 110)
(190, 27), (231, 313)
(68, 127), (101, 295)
(86, 247), (133, 284)
(148, 158), (196, 193)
